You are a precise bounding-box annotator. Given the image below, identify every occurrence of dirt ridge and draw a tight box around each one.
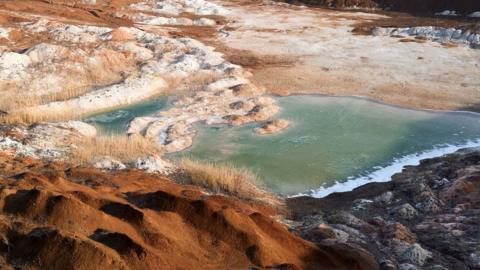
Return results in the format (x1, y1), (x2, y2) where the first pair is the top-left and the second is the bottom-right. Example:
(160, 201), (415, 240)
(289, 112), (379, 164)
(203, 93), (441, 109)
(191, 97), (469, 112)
(0, 154), (378, 269)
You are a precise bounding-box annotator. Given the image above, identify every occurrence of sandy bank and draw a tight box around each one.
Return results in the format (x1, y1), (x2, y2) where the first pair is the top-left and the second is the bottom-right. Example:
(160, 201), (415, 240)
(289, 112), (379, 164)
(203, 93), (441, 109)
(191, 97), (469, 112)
(214, 0), (480, 112)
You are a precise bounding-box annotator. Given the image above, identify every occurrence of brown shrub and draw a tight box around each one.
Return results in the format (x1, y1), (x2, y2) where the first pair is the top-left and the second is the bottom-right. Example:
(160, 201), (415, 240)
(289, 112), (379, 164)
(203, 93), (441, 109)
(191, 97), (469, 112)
(70, 134), (161, 164)
(176, 158), (283, 207)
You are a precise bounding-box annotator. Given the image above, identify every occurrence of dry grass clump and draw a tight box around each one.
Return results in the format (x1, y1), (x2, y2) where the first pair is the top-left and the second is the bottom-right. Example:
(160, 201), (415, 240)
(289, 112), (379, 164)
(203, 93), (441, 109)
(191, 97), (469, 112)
(164, 71), (224, 97)
(70, 134), (160, 164)
(0, 107), (83, 124)
(0, 85), (99, 124)
(0, 72), (220, 124)
(177, 158), (283, 207)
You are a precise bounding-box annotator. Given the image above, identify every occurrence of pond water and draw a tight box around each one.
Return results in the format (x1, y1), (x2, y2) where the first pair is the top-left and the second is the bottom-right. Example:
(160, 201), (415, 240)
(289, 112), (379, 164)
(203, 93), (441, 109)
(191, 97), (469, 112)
(87, 94), (480, 195)
(172, 95), (480, 195)
(84, 96), (172, 133)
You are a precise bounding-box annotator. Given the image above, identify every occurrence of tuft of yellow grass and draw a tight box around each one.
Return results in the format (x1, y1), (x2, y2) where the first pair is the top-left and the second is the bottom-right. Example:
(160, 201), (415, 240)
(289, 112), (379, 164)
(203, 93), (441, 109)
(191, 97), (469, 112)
(70, 134), (161, 164)
(0, 108), (82, 125)
(0, 72), (221, 124)
(0, 84), (99, 124)
(177, 158), (283, 207)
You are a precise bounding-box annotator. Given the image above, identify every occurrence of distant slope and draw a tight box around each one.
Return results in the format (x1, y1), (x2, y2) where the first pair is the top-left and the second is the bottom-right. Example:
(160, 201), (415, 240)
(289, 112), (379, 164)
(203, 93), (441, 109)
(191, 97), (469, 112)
(284, 0), (480, 14)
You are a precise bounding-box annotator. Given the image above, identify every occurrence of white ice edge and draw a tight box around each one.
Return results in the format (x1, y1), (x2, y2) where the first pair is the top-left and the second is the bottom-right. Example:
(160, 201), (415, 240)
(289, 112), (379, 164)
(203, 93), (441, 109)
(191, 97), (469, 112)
(294, 139), (480, 198)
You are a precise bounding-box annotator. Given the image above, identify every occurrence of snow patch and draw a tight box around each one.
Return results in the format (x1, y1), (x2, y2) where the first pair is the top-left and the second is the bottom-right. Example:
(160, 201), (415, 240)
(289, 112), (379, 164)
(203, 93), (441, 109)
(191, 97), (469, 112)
(468, 11), (480, 18)
(373, 26), (480, 47)
(130, 0), (228, 16)
(301, 140), (480, 198)
(0, 27), (10, 39)
(434, 10), (458, 17)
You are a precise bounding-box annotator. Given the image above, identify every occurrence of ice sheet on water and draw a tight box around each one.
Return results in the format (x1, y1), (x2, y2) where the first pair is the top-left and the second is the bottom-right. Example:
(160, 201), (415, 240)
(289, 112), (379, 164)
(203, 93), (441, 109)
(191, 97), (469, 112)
(299, 140), (480, 198)
(87, 110), (130, 123)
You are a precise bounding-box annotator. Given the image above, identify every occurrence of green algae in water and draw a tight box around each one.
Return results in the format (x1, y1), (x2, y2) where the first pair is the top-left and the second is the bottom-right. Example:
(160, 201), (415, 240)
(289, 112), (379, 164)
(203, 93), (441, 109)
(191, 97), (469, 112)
(84, 96), (172, 133)
(173, 95), (480, 194)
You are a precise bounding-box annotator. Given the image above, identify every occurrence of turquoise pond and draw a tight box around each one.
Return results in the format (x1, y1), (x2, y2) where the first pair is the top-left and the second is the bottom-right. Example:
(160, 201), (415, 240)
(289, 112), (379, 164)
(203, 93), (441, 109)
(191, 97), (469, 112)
(87, 95), (480, 195)
(84, 96), (172, 133)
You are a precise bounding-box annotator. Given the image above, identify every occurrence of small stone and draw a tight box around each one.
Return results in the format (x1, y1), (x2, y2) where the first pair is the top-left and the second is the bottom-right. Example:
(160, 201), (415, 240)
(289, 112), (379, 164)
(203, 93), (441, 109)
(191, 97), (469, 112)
(352, 198), (373, 210)
(392, 203), (418, 220)
(303, 223), (348, 243)
(400, 243), (432, 266)
(370, 216), (387, 226)
(328, 211), (365, 228)
(93, 156), (126, 170)
(382, 222), (417, 244)
(379, 260), (397, 270)
(424, 265), (448, 270)
(399, 264), (417, 270)
(433, 178), (450, 189)
(254, 119), (289, 135)
(415, 197), (443, 213)
(450, 229), (464, 237)
(109, 27), (136, 41)
(229, 101), (244, 110)
(55, 121), (97, 137)
(470, 252), (480, 268)
(134, 155), (174, 174)
(230, 83), (264, 96)
(374, 191), (394, 204)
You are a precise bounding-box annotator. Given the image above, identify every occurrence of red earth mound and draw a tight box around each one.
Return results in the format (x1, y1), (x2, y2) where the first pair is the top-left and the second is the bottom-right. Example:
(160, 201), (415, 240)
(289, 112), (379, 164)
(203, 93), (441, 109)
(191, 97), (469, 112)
(0, 0), (137, 27)
(0, 154), (378, 269)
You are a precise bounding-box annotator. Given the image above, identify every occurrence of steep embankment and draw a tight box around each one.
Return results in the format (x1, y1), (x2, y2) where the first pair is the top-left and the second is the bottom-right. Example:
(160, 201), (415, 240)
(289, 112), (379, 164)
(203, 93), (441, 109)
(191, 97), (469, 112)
(282, 0), (480, 14)
(0, 154), (378, 270)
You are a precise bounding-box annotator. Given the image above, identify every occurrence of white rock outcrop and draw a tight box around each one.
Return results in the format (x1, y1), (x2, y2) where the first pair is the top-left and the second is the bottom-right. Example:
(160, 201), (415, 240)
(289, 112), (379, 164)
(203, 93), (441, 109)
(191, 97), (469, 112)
(373, 26), (480, 47)
(130, 0), (228, 16)
(468, 11), (480, 18)
(134, 155), (175, 173)
(434, 10), (458, 17)
(54, 121), (97, 137)
(93, 156), (127, 170)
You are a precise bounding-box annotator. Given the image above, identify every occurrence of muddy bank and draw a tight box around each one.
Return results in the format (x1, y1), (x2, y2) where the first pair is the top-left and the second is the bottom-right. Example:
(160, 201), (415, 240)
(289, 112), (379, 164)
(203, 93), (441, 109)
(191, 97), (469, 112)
(287, 147), (480, 269)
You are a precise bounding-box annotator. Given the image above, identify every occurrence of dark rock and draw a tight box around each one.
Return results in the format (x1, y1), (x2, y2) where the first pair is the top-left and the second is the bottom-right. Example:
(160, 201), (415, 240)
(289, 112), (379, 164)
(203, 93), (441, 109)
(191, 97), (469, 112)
(287, 148), (480, 270)
(229, 101), (244, 110)
(381, 222), (417, 244)
(379, 260), (397, 270)
(391, 203), (418, 220)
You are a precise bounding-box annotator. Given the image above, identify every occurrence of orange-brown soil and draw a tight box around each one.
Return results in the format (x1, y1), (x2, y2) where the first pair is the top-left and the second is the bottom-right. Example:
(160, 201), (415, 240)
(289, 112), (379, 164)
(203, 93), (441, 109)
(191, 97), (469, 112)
(0, 154), (378, 269)
(0, 0), (136, 27)
(0, 0), (138, 51)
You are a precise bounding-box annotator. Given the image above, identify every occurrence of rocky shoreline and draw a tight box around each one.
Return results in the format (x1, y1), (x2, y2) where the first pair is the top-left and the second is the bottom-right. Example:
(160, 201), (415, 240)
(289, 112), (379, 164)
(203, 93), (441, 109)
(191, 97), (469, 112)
(1, 123), (479, 269)
(373, 26), (480, 48)
(287, 147), (480, 269)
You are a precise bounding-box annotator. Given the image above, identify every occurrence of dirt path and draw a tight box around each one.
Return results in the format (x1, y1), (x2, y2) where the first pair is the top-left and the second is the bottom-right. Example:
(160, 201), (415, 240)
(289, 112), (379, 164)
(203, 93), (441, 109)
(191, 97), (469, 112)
(214, 0), (480, 112)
